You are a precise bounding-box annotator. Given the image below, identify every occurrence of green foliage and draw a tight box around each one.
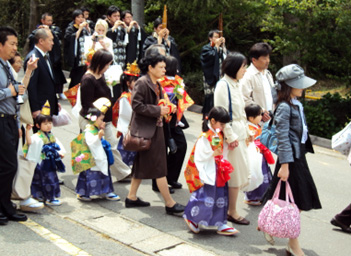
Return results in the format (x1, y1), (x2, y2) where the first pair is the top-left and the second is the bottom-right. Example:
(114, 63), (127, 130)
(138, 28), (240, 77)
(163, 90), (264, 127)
(303, 93), (351, 139)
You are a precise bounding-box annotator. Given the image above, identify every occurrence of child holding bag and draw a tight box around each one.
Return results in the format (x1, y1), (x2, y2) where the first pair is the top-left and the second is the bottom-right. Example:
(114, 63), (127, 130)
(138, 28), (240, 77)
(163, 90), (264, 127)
(183, 107), (238, 236)
(24, 101), (66, 206)
(244, 103), (274, 206)
(72, 98), (120, 202)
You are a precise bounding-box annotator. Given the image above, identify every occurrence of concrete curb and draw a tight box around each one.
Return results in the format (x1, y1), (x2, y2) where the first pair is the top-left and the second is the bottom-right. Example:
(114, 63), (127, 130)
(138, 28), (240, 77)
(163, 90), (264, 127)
(54, 187), (217, 256)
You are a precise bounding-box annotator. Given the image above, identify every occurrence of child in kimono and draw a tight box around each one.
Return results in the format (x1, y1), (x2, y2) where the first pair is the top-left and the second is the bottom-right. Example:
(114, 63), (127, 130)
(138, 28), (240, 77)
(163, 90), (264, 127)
(72, 97), (120, 201)
(24, 101), (66, 206)
(183, 106), (238, 236)
(112, 61), (140, 166)
(244, 103), (274, 206)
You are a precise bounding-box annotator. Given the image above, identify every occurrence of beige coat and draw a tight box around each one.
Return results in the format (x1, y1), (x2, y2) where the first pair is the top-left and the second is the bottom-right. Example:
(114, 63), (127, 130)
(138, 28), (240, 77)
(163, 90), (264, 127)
(241, 63), (274, 111)
(214, 75), (250, 188)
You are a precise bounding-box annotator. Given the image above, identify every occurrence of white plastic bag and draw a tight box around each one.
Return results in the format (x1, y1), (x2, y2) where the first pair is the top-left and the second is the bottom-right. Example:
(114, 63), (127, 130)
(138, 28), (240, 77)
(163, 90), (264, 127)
(52, 108), (72, 127)
(242, 142), (264, 192)
(332, 122), (351, 156)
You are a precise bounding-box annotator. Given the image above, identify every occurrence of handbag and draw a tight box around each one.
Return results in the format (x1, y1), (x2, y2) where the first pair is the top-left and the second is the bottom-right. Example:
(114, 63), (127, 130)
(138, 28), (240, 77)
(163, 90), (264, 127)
(20, 97), (34, 125)
(332, 121), (351, 156)
(122, 129), (151, 152)
(11, 155), (37, 200)
(52, 108), (72, 127)
(258, 180), (300, 239)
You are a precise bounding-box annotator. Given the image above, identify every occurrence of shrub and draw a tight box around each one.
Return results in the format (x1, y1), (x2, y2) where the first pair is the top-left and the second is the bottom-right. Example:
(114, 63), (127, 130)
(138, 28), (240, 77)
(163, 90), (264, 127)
(303, 93), (351, 139)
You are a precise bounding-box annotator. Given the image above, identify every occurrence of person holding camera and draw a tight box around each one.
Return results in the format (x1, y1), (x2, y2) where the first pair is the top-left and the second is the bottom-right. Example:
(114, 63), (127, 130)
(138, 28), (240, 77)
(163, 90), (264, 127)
(200, 29), (227, 120)
(64, 9), (91, 89)
(0, 26), (27, 225)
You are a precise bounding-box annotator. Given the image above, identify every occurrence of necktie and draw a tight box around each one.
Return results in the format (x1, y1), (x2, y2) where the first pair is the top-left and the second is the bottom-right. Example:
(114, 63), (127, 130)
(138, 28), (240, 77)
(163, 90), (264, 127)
(44, 53), (54, 78)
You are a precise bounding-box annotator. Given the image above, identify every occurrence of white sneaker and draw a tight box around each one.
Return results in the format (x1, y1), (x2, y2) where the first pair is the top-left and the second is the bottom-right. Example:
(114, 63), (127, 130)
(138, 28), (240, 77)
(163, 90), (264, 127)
(60, 93), (67, 100)
(20, 198), (44, 212)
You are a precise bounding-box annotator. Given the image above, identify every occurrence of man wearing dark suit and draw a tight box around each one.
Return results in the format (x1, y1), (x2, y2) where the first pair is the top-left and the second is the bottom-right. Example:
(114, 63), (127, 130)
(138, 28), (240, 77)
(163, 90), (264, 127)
(28, 13), (67, 100)
(25, 28), (58, 124)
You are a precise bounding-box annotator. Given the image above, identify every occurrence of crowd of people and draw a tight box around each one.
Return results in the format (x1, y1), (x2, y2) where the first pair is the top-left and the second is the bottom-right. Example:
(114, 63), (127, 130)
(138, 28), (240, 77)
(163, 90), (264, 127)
(0, 5), (350, 256)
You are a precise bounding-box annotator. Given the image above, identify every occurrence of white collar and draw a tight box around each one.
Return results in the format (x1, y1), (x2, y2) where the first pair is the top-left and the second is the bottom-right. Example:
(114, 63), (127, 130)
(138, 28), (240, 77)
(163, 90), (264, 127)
(247, 121), (260, 129)
(247, 63), (267, 76)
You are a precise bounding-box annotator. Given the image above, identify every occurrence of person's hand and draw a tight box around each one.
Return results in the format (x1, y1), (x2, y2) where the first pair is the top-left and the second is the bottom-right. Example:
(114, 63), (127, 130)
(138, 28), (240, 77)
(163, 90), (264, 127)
(38, 25), (49, 29)
(213, 148), (222, 157)
(130, 20), (139, 28)
(8, 83), (17, 96)
(228, 140), (239, 150)
(215, 38), (222, 47)
(278, 163), (289, 181)
(99, 39), (106, 49)
(32, 110), (40, 118)
(79, 21), (88, 30)
(113, 20), (126, 30)
(58, 103), (62, 112)
(221, 37), (226, 45)
(18, 128), (22, 139)
(98, 128), (105, 139)
(18, 84), (25, 95)
(262, 110), (271, 122)
(26, 56), (38, 72)
(160, 106), (169, 116)
(26, 124), (33, 130)
(248, 135), (255, 143)
(59, 153), (65, 159)
(164, 28), (169, 40)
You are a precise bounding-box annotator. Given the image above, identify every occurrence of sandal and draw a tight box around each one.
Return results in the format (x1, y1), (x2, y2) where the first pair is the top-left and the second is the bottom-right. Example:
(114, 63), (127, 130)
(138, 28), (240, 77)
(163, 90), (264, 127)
(77, 195), (92, 202)
(263, 232), (275, 245)
(105, 193), (121, 201)
(184, 218), (200, 234)
(227, 215), (250, 225)
(19, 198), (44, 212)
(217, 224), (239, 236)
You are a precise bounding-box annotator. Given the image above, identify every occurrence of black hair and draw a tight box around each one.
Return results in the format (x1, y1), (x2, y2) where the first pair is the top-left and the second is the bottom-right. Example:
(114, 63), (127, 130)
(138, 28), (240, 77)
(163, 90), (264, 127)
(9, 51), (21, 65)
(80, 6), (90, 13)
(153, 17), (162, 29)
(120, 73), (138, 92)
(208, 29), (220, 38)
(144, 44), (166, 57)
(249, 42), (272, 61)
(245, 103), (262, 120)
(121, 10), (132, 20)
(72, 9), (83, 20)
(35, 113), (53, 128)
(85, 107), (103, 120)
(107, 5), (120, 17)
(138, 54), (166, 74)
(89, 49), (113, 74)
(41, 12), (52, 20)
(165, 56), (178, 76)
(221, 52), (247, 79)
(202, 106), (231, 132)
(0, 26), (17, 45)
(34, 28), (50, 44)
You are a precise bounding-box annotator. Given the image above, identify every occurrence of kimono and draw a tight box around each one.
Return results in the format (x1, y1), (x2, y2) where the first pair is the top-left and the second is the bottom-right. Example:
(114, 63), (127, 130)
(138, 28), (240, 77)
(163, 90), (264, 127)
(23, 130), (66, 201)
(244, 122), (273, 201)
(106, 27), (128, 69)
(112, 91), (137, 166)
(72, 124), (114, 198)
(183, 127), (233, 227)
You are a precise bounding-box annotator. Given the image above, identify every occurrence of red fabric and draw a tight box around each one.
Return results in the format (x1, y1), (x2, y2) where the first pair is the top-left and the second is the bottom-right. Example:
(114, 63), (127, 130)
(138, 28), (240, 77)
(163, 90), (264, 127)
(215, 155), (234, 187)
(255, 139), (275, 164)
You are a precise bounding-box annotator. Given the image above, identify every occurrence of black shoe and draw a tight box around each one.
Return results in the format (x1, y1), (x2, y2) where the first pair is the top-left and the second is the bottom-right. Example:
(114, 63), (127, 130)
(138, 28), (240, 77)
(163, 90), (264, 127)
(165, 203), (185, 215)
(331, 218), (351, 233)
(0, 213), (8, 225)
(7, 213), (27, 222)
(168, 181), (183, 189)
(152, 186), (175, 194)
(58, 179), (64, 185)
(125, 197), (150, 208)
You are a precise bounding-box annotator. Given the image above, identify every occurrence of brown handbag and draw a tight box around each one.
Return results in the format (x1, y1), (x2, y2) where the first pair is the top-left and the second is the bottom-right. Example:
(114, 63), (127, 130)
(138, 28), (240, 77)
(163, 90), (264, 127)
(123, 130), (151, 152)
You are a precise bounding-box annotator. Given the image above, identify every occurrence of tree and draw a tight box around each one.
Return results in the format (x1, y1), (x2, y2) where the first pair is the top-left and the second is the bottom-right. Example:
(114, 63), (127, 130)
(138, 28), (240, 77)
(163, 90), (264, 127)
(132, 0), (144, 26)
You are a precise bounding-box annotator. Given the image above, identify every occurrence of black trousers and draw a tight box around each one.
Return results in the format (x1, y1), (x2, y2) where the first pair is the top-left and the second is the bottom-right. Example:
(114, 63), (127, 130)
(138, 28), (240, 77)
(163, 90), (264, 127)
(335, 204), (351, 226)
(0, 116), (19, 215)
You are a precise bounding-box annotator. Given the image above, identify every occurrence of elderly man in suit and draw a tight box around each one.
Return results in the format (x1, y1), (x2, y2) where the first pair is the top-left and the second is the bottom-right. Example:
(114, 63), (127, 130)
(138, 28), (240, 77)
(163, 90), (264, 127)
(25, 28), (59, 128)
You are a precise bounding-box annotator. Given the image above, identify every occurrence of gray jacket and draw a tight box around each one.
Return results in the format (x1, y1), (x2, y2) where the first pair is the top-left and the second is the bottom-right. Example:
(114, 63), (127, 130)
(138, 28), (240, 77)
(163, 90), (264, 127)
(275, 101), (313, 163)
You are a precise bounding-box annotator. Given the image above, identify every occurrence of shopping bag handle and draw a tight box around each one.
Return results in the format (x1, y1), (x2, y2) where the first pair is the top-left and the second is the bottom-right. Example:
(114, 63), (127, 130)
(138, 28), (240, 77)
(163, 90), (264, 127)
(272, 179), (295, 204)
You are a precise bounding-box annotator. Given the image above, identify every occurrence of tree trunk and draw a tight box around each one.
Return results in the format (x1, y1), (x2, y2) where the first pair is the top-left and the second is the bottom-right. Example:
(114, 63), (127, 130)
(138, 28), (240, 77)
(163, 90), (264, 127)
(24, 0), (38, 55)
(132, 0), (144, 27)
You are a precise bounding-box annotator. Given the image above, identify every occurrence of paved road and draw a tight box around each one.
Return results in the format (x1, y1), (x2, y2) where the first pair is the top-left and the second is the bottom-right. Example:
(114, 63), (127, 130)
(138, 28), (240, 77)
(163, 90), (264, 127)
(1, 99), (351, 256)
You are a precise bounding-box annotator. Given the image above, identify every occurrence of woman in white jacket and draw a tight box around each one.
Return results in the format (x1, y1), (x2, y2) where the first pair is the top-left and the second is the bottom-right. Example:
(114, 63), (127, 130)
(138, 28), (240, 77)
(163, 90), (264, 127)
(214, 52), (252, 226)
